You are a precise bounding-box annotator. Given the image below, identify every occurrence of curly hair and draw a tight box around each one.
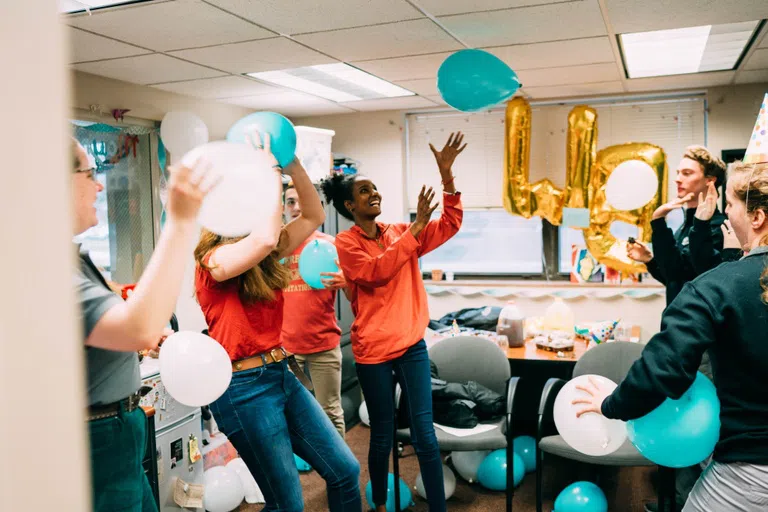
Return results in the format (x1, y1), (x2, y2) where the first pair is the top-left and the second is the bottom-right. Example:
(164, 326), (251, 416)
(320, 173), (358, 221)
(683, 145), (727, 188)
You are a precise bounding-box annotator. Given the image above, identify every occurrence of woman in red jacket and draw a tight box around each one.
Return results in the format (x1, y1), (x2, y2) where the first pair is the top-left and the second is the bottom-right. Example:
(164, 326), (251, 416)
(194, 133), (361, 512)
(321, 133), (466, 512)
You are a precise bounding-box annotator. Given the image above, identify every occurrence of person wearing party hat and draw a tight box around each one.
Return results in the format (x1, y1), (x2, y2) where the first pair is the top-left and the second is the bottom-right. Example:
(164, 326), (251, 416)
(573, 95), (768, 512)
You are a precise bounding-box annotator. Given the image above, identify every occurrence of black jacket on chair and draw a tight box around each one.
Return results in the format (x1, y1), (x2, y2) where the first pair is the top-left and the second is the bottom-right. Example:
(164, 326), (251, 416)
(426, 360), (504, 428)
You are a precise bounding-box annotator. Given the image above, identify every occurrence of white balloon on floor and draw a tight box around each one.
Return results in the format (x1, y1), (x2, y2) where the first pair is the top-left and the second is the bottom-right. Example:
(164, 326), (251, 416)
(451, 450), (491, 483)
(160, 331), (232, 407)
(181, 141), (282, 238)
(359, 401), (370, 426)
(160, 111), (209, 157)
(203, 465), (245, 512)
(415, 464), (456, 500)
(553, 374), (627, 456)
(226, 458), (264, 504)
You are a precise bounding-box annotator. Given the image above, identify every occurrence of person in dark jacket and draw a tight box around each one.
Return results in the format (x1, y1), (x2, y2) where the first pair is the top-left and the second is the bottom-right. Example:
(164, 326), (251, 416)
(573, 160), (768, 512)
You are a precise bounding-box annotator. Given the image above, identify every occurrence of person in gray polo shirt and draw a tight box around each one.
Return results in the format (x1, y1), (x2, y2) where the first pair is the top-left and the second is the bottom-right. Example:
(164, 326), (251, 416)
(72, 138), (216, 512)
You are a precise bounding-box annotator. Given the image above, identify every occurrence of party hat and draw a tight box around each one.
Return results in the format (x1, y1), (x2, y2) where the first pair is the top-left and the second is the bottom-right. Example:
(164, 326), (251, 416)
(590, 319), (619, 344)
(744, 93), (768, 165)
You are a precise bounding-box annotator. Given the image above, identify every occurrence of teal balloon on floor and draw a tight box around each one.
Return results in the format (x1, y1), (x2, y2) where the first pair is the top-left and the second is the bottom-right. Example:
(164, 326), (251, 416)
(298, 239), (339, 289)
(294, 454), (311, 472)
(365, 474), (413, 512)
(513, 435), (537, 473)
(627, 372), (720, 468)
(227, 111), (297, 168)
(554, 481), (607, 512)
(476, 449), (524, 491)
(437, 49), (521, 112)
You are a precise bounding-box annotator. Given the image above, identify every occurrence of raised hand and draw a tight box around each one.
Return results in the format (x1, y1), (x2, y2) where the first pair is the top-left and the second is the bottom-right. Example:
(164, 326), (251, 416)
(572, 376), (612, 418)
(429, 131), (467, 174)
(410, 185), (439, 238)
(695, 182), (718, 221)
(626, 240), (653, 263)
(652, 192), (694, 221)
(165, 157), (220, 224)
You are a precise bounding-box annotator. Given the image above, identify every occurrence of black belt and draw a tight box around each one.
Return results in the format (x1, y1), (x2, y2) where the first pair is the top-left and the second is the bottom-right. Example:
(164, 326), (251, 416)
(87, 387), (150, 421)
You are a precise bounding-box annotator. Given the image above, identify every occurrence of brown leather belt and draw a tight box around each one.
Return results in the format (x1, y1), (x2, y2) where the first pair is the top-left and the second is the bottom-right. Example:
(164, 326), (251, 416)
(232, 347), (291, 372)
(87, 393), (142, 422)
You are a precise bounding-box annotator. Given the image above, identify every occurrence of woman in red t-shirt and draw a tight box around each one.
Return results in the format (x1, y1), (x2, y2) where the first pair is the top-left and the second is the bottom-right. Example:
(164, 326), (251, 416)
(321, 133), (466, 512)
(194, 133), (361, 512)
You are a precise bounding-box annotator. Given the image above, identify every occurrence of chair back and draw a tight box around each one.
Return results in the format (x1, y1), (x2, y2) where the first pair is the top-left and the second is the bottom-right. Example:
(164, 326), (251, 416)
(572, 341), (645, 384)
(429, 336), (510, 395)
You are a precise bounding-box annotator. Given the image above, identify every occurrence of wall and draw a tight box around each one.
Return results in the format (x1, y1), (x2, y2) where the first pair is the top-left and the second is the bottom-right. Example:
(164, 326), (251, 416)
(296, 83), (768, 339)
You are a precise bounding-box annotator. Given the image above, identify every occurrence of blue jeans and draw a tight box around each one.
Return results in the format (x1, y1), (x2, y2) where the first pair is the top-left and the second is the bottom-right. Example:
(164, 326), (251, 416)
(356, 340), (445, 512)
(89, 407), (158, 512)
(209, 359), (361, 512)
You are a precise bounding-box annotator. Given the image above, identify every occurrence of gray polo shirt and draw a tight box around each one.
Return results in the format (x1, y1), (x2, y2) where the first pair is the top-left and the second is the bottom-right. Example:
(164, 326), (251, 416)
(75, 246), (140, 406)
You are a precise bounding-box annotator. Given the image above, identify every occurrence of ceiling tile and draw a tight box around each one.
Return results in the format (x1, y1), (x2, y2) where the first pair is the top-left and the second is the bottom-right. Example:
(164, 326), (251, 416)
(744, 49), (768, 70)
(340, 96), (438, 112)
(205, 0), (422, 35)
(72, 54), (225, 85)
(67, 26), (150, 63)
(486, 37), (616, 71)
(351, 52), (452, 82)
(625, 71), (735, 92)
(425, 95), (448, 106)
(416, 0), (564, 17)
(223, 91), (357, 116)
(170, 38), (337, 74)
(517, 63), (621, 87)
(395, 78), (438, 96)
(438, 0), (606, 47)
(604, 0), (768, 34)
(524, 81), (624, 99)
(150, 76), (282, 98)
(67, 0), (274, 51)
(735, 69), (768, 84)
(294, 19), (463, 62)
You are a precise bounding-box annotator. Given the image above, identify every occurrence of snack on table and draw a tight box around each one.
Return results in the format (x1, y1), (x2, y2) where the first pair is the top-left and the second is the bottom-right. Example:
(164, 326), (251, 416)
(533, 333), (576, 352)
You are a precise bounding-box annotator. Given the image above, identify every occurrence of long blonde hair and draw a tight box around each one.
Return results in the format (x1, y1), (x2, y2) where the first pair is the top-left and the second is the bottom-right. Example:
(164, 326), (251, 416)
(728, 161), (768, 301)
(194, 229), (291, 303)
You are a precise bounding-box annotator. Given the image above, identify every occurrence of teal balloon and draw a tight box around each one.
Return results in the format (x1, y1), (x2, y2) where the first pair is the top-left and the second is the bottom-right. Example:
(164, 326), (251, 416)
(365, 474), (413, 512)
(554, 481), (607, 512)
(513, 435), (537, 473)
(294, 454), (311, 472)
(627, 372), (720, 468)
(227, 111), (297, 168)
(437, 49), (521, 112)
(298, 239), (339, 289)
(476, 449), (524, 491)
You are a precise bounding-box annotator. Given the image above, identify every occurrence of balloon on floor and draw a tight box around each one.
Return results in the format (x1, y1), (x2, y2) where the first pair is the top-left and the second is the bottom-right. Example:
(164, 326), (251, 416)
(227, 111), (297, 168)
(203, 465), (245, 512)
(451, 450), (491, 483)
(476, 449), (524, 491)
(365, 474), (413, 512)
(554, 481), (608, 512)
(159, 331), (232, 407)
(414, 464), (456, 500)
(554, 374), (627, 456)
(437, 49), (521, 112)
(226, 458), (264, 504)
(627, 371), (720, 468)
(359, 401), (370, 426)
(513, 435), (537, 473)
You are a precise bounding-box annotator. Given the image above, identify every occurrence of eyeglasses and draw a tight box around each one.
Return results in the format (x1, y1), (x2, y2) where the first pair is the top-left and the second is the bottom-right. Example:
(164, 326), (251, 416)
(73, 167), (102, 182)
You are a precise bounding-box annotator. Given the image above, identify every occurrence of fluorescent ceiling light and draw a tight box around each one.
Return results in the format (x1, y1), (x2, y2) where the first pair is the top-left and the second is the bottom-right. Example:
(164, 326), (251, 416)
(619, 21), (760, 78)
(248, 64), (415, 103)
(59, 0), (148, 14)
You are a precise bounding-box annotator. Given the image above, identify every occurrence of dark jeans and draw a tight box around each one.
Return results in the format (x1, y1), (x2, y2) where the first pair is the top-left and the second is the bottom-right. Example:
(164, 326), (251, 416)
(357, 340), (445, 512)
(88, 406), (157, 512)
(209, 359), (361, 512)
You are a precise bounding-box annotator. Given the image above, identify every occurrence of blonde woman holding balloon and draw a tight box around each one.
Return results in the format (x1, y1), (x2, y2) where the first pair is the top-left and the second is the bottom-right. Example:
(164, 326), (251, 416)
(73, 137), (218, 512)
(194, 132), (361, 512)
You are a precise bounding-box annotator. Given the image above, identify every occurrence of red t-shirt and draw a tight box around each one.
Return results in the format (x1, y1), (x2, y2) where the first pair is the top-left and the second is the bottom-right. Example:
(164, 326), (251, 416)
(280, 231), (341, 355)
(195, 257), (283, 362)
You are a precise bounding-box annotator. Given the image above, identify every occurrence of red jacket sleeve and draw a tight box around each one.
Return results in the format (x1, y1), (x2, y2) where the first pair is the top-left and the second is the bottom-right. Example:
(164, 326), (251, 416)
(416, 193), (463, 257)
(336, 230), (420, 288)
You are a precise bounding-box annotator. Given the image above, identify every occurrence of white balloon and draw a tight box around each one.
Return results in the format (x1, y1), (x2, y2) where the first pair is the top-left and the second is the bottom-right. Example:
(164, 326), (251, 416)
(605, 159), (659, 211)
(160, 111), (209, 156)
(415, 464), (456, 500)
(226, 458), (264, 504)
(182, 141), (281, 238)
(159, 331), (232, 407)
(359, 401), (370, 426)
(553, 374), (627, 456)
(451, 450), (490, 483)
(203, 466), (245, 512)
